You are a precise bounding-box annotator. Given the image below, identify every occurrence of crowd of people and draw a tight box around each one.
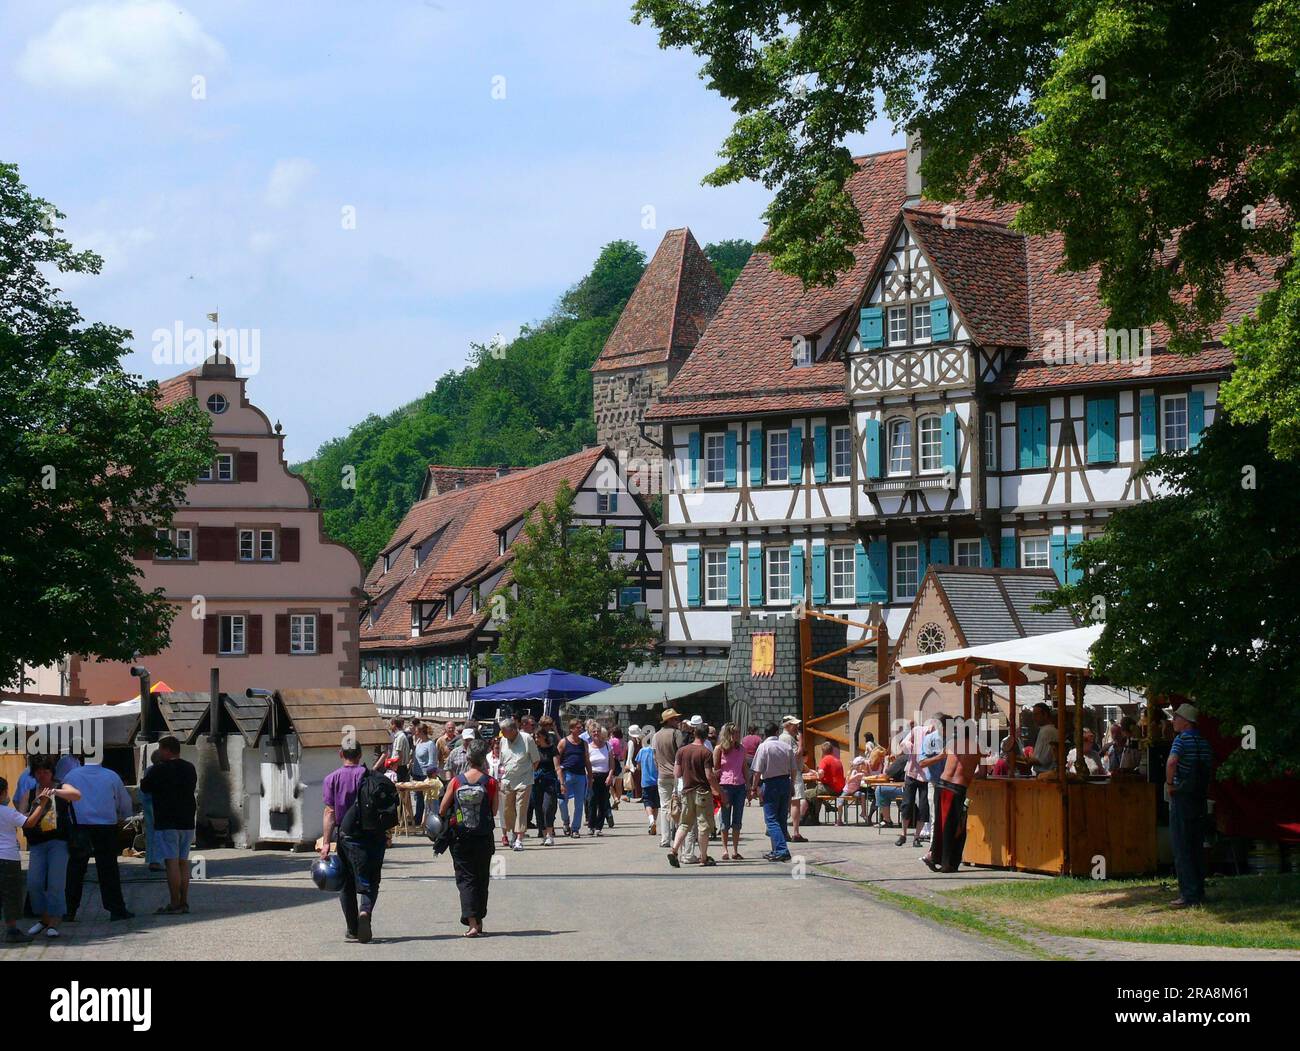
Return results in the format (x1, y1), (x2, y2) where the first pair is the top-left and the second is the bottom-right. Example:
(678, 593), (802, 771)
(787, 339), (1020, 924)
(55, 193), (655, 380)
(3, 697), (1215, 948)
(1, 737), (197, 944)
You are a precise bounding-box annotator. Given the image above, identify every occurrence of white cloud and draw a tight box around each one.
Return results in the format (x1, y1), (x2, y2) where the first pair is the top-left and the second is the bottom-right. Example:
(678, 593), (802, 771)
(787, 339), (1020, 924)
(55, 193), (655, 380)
(17, 1), (225, 103)
(265, 159), (316, 208)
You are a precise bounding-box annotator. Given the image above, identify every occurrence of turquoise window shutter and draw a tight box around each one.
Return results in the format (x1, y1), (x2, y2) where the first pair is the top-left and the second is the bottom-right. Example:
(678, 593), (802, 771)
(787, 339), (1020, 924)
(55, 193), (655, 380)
(981, 537), (994, 568)
(688, 430), (701, 486)
(866, 418), (883, 479)
(1188, 391), (1205, 449)
(867, 540), (888, 602)
(917, 538), (929, 580)
(1032, 405), (1048, 468)
(686, 547), (701, 607)
(727, 545), (741, 605)
(749, 429), (764, 485)
(930, 297), (950, 341)
(941, 411), (958, 473)
(1066, 528), (1084, 585)
(1050, 534), (1067, 584)
(789, 426), (804, 481)
(1140, 395), (1157, 459)
(1017, 408), (1034, 469)
(790, 545), (805, 601)
(1000, 535), (1017, 568)
(813, 425), (829, 483)
(929, 535), (949, 567)
(859, 306), (883, 348)
(811, 542), (826, 606)
(1100, 399), (1117, 462)
(748, 547), (763, 605)
(1086, 398), (1117, 463)
(854, 542), (870, 604)
(609, 491), (619, 512)
(724, 430), (737, 486)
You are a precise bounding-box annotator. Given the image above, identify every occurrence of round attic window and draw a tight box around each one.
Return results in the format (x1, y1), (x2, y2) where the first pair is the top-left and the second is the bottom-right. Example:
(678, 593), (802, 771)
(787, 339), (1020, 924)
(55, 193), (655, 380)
(917, 622), (946, 655)
(206, 393), (228, 414)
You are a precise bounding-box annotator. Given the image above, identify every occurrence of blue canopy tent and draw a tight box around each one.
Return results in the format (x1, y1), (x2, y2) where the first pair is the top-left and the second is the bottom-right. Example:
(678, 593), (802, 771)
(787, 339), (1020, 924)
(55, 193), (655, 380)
(468, 668), (611, 722)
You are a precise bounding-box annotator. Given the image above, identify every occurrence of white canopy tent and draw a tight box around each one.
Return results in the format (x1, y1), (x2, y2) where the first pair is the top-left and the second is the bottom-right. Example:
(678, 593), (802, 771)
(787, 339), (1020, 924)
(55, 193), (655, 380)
(0, 699), (140, 749)
(898, 624), (1103, 676)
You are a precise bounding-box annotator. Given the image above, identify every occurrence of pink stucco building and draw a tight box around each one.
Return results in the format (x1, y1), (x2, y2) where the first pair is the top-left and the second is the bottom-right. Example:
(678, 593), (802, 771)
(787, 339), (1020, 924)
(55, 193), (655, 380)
(70, 356), (365, 702)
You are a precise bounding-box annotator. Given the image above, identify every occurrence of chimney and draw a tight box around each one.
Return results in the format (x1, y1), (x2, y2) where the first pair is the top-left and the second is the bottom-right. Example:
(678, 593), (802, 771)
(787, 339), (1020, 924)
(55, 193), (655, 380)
(130, 665), (153, 741)
(208, 667), (221, 742)
(495, 464), (510, 478)
(905, 129), (926, 203)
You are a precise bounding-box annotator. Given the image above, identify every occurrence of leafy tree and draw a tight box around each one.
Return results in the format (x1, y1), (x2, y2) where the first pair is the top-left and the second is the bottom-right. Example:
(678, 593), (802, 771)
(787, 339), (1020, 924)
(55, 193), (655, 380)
(299, 231), (754, 566)
(633, 1), (1298, 449)
(489, 481), (658, 682)
(0, 162), (213, 685)
(704, 238), (755, 290)
(559, 239), (647, 320)
(1049, 420), (1300, 780)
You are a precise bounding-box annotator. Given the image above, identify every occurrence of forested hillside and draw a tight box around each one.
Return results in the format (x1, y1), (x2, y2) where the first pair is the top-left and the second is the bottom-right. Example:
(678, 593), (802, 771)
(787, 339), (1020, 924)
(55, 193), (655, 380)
(297, 237), (753, 566)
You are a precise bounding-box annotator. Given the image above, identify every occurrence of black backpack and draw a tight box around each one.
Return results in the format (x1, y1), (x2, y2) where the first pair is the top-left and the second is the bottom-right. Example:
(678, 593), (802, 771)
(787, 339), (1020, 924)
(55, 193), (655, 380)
(341, 769), (400, 836)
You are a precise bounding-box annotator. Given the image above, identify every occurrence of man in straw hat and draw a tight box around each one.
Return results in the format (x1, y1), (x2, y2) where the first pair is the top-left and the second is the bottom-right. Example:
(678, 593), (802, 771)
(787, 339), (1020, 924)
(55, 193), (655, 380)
(1166, 703), (1214, 907)
(652, 708), (686, 848)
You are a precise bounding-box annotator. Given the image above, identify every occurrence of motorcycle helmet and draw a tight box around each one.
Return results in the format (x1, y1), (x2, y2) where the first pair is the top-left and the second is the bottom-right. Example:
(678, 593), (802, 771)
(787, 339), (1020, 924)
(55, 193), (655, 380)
(311, 853), (344, 892)
(424, 810), (444, 843)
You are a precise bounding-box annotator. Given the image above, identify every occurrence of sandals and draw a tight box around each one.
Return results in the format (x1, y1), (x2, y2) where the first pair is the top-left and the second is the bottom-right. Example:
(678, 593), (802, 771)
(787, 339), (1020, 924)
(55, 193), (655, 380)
(702, 856), (717, 867)
(155, 904), (188, 915)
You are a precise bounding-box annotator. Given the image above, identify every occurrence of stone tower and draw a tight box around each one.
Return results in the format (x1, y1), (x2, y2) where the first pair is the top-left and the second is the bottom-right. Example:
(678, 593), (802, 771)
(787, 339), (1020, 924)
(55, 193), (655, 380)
(591, 228), (724, 492)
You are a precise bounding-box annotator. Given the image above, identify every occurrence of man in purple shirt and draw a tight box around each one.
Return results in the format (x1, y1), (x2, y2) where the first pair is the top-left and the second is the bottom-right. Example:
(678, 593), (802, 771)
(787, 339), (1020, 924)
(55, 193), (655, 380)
(321, 746), (385, 943)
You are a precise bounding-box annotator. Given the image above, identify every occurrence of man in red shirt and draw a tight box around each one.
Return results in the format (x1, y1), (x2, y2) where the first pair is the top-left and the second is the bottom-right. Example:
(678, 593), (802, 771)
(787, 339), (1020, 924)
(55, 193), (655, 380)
(817, 743), (846, 823)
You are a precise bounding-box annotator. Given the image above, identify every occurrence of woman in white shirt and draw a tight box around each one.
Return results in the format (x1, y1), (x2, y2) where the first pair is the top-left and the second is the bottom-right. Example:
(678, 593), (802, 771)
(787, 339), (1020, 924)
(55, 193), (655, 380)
(586, 727), (613, 836)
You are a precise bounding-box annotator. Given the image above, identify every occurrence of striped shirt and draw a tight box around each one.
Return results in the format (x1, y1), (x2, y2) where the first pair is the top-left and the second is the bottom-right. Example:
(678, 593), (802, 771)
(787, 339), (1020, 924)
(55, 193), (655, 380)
(1170, 728), (1213, 797)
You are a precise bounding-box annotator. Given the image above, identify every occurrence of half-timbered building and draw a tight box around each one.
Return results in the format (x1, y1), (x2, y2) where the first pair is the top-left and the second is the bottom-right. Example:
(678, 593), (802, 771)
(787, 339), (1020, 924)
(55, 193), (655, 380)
(359, 447), (661, 716)
(646, 144), (1276, 657)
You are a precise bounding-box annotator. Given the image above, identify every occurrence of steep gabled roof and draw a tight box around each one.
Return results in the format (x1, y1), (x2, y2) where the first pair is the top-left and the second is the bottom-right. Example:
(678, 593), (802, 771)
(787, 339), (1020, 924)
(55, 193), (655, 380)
(904, 209), (1030, 347)
(899, 566), (1079, 653)
(648, 150), (913, 422)
(592, 228), (725, 373)
(645, 150), (1280, 416)
(360, 447), (607, 650)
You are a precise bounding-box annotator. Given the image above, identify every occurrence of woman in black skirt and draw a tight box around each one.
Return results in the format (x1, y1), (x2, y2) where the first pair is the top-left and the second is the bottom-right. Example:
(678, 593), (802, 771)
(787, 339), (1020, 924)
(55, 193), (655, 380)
(439, 741), (497, 937)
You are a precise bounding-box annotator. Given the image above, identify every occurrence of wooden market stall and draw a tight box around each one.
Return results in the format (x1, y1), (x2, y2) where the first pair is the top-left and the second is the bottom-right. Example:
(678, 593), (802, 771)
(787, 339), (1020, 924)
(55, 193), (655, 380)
(899, 625), (1157, 877)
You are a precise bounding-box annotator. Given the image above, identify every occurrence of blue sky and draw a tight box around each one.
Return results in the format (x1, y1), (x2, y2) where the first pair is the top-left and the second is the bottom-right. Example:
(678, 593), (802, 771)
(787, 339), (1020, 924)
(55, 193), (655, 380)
(1, 0), (899, 460)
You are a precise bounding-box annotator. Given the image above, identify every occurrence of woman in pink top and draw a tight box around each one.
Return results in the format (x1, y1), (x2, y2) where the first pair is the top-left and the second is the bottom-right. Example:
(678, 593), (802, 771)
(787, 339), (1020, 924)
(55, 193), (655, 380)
(713, 723), (749, 860)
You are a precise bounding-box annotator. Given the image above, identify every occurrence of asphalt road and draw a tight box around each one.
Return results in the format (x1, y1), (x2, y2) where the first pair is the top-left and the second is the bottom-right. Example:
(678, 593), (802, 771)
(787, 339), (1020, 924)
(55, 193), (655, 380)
(6, 810), (1029, 960)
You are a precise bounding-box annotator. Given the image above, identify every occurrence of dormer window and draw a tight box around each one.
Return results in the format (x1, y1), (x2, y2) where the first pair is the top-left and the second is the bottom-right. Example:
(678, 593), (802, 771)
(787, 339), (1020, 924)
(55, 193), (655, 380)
(792, 335), (815, 367)
(498, 532), (507, 556)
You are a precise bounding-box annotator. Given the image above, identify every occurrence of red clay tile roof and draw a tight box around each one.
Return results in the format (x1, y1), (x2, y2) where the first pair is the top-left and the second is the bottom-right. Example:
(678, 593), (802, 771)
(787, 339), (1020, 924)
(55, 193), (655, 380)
(646, 150), (1279, 419)
(424, 465), (518, 498)
(994, 346), (1236, 392)
(592, 228), (725, 373)
(154, 367), (202, 407)
(648, 150), (913, 422)
(905, 209), (1030, 347)
(360, 447), (607, 651)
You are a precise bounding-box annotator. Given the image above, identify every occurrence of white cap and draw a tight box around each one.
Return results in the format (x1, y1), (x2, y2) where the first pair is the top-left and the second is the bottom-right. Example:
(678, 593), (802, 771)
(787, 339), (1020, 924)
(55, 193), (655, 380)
(461, 728), (476, 740)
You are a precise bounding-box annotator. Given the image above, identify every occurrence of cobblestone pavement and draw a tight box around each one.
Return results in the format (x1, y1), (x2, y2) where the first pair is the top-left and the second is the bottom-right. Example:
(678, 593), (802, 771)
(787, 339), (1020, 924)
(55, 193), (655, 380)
(2, 807), (1028, 961)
